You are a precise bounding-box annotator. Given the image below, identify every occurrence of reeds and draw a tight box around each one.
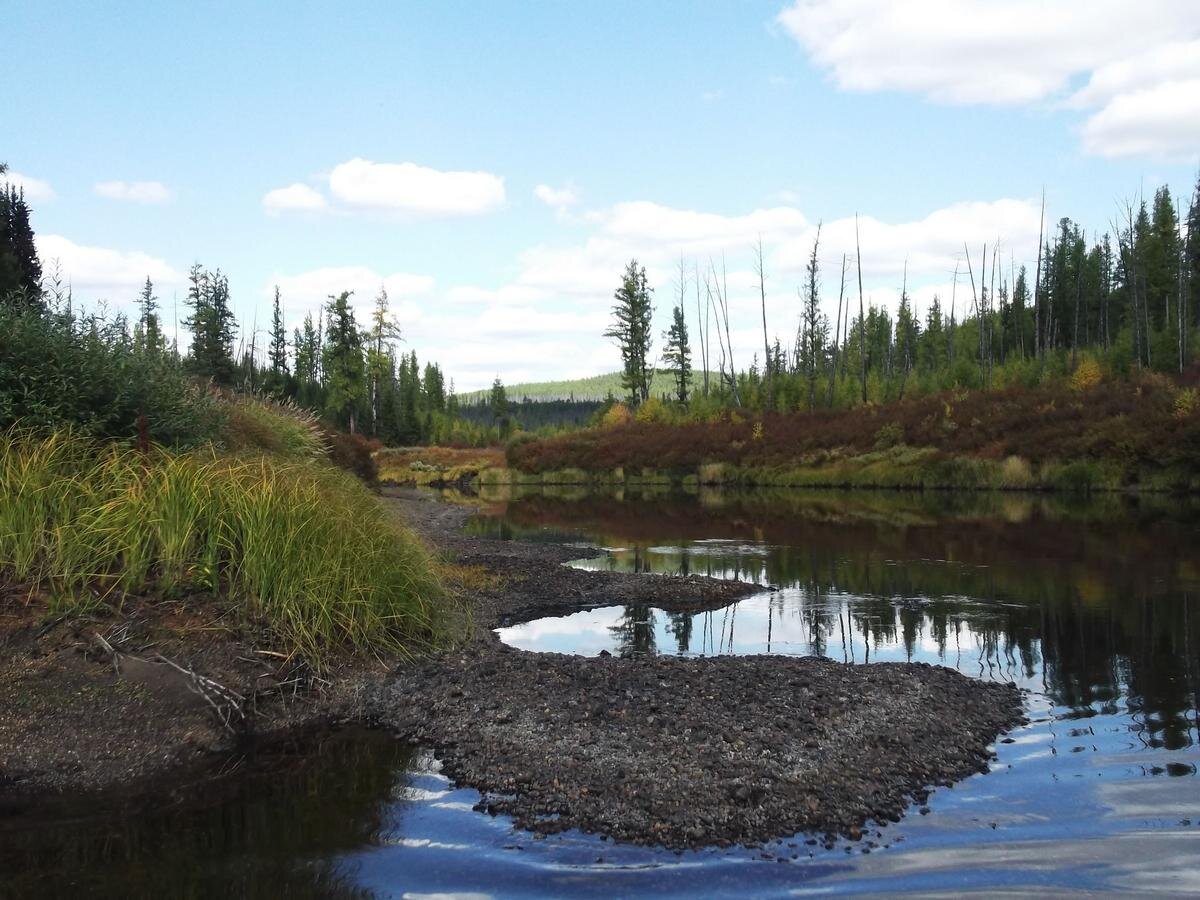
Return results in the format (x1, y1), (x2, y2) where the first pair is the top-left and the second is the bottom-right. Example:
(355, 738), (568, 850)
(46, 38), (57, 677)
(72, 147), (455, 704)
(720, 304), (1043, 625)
(0, 429), (445, 660)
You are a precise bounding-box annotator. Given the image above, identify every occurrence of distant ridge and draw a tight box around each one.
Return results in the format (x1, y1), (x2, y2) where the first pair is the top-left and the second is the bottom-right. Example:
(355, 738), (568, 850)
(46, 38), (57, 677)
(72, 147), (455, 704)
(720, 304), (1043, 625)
(459, 371), (707, 403)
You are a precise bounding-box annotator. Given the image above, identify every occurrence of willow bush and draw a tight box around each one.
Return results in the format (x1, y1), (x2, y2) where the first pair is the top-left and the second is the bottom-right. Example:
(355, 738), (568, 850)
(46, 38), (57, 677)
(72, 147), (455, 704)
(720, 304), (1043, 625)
(0, 429), (445, 660)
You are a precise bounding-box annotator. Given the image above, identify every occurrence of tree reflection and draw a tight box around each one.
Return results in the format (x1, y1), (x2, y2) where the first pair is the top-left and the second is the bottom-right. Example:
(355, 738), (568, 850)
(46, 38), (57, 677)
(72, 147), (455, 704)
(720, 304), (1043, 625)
(499, 489), (1200, 749)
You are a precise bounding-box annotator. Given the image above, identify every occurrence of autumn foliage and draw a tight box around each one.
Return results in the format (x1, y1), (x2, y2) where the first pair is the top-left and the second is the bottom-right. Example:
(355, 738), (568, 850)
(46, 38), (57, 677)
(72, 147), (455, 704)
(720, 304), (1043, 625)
(507, 375), (1200, 481)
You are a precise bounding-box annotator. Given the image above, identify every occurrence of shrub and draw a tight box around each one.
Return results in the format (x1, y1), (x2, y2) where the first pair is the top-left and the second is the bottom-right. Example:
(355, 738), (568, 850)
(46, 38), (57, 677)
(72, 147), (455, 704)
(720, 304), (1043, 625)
(0, 429), (445, 660)
(1175, 388), (1199, 420)
(874, 422), (904, 449)
(998, 455), (1034, 488)
(0, 304), (224, 447)
(322, 427), (379, 483)
(634, 397), (672, 425)
(599, 403), (632, 428)
(1071, 357), (1102, 392)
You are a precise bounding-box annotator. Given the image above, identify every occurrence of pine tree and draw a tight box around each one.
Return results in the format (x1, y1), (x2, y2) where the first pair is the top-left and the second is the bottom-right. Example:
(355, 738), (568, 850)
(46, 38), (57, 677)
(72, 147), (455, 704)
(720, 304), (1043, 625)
(269, 286), (289, 375)
(0, 180), (43, 307)
(604, 259), (654, 406)
(322, 291), (365, 432)
(800, 227), (827, 410)
(1186, 171), (1200, 336)
(490, 377), (510, 437)
(662, 303), (692, 404)
(184, 264), (236, 385)
(366, 287), (403, 435)
(137, 277), (162, 353)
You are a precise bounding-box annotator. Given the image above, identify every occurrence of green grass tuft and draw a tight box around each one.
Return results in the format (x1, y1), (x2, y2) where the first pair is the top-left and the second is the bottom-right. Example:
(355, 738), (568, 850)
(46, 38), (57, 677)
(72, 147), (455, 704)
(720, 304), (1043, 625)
(0, 428), (446, 662)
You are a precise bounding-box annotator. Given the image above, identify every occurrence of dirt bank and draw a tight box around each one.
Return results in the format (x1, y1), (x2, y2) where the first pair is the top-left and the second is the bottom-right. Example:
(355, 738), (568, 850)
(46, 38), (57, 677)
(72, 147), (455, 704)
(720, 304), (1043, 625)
(0, 587), (373, 809)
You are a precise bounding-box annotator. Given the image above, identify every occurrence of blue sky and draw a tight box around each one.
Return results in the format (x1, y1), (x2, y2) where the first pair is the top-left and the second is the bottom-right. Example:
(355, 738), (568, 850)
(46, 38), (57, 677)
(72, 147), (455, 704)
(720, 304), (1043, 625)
(6, 1), (1198, 390)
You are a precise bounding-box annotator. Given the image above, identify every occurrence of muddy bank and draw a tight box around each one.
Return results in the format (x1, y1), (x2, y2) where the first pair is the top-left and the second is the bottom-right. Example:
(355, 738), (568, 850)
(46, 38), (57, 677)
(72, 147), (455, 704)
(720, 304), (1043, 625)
(0, 588), (373, 805)
(374, 490), (1025, 849)
(385, 488), (762, 629)
(380, 648), (1022, 849)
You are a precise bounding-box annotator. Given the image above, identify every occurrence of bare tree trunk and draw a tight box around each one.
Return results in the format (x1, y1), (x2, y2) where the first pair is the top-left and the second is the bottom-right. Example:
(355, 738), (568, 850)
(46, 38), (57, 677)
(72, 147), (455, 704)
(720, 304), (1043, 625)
(708, 256), (741, 407)
(1034, 191), (1045, 362)
(827, 253), (847, 407)
(949, 261), (958, 371)
(964, 242), (984, 387)
(755, 236), (772, 409)
(855, 214), (867, 404)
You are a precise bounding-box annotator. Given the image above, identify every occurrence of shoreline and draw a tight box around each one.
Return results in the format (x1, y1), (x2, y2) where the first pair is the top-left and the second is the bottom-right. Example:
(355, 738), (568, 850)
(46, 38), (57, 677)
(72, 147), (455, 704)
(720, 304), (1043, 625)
(2, 488), (1025, 851)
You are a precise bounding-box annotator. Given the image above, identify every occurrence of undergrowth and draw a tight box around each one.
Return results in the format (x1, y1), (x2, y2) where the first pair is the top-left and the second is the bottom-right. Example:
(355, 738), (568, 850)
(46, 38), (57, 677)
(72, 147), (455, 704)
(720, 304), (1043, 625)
(0, 429), (446, 662)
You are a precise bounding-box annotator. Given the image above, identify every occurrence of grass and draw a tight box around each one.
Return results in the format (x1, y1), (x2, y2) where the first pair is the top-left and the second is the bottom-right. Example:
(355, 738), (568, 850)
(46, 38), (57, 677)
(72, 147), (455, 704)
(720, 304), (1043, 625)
(0, 429), (447, 662)
(375, 445), (505, 486)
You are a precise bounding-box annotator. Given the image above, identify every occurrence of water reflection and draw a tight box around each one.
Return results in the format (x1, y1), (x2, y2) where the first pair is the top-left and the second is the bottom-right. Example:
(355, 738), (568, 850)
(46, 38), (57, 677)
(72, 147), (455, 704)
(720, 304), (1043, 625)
(485, 489), (1200, 755)
(0, 728), (409, 899)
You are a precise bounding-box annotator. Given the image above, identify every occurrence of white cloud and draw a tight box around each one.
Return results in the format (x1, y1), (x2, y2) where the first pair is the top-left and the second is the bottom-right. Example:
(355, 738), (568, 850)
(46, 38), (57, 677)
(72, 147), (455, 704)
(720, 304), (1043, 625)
(34, 234), (182, 297)
(2, 171), (55, 202)
(533, 183), (578, 210)
(267, 266), (434, 322)
(775, 199), (1042, 281)
(263, 183), (327, 214)
(599, 201), (809, 252)
(1081, 79), (1200, 160)
(327, 158), (505, 216)
(775, 0), (1200, 158)
(94, 180), (173, 204)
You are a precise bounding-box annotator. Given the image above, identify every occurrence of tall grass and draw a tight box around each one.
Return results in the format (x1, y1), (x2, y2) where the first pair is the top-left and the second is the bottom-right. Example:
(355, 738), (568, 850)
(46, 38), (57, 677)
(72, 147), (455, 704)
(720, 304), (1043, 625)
(0, 429), (445, 660)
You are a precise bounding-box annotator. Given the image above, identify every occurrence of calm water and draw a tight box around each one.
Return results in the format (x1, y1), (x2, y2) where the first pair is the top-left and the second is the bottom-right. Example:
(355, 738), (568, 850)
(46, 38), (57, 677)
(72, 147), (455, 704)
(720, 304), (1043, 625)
(6, 488), (1200, 896)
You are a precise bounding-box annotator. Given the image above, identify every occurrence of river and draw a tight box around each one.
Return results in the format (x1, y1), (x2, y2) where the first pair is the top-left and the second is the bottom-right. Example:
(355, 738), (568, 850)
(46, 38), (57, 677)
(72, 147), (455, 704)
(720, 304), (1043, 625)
(5, 487), (1198, 896)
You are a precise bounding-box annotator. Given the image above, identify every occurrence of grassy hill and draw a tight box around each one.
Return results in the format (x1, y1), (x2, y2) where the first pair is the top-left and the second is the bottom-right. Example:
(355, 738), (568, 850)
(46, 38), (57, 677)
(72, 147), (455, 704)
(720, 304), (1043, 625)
(460, 371), (708, 403)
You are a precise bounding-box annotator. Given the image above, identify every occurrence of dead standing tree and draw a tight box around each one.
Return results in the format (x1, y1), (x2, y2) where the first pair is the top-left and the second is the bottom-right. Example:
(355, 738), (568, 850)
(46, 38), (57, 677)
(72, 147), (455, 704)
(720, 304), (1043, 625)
(827, 253), (847, 408)
(754, 236), (773, 410)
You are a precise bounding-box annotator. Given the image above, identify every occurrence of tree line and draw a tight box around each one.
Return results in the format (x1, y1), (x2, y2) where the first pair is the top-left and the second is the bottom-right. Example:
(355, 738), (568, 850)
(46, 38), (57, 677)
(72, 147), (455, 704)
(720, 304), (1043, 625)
(606, 176), (1200, 415)
(1, 163), (479, 447)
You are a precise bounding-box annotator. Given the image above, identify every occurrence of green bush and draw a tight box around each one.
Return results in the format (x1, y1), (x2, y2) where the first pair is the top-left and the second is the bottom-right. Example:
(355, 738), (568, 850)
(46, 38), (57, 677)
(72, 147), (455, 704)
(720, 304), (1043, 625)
(0, 304), (223, 447)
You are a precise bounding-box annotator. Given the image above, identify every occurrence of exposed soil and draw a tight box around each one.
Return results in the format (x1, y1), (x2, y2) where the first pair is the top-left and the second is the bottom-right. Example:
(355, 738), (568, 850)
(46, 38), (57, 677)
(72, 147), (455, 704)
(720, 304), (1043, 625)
(373, 489), (1026, 850)
(383, 649), (1021, 849)
(0, 586), (374, 810)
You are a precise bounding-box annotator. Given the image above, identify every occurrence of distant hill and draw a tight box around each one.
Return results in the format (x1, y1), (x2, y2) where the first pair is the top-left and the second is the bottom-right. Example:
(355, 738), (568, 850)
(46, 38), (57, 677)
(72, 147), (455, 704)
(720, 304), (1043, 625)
(459, 371), (705, 404)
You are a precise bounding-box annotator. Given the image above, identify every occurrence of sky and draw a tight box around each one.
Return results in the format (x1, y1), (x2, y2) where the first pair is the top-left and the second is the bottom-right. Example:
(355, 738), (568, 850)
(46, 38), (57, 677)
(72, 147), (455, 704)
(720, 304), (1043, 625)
(5, 0), (1199, 391)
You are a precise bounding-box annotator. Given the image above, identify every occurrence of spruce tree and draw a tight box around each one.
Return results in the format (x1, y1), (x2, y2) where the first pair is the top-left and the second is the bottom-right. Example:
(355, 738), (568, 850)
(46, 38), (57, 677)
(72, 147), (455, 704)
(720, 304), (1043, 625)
(184, 264), (236, 386)
(1186, 172), (1200, 334)
(1, 179), (43, 307)
(604, 259), (654, 406)
(322, 291), (366, 433)
(137, 277), (162, 353)
(662, 303), (692, 404)
(269, 286), (289, 376)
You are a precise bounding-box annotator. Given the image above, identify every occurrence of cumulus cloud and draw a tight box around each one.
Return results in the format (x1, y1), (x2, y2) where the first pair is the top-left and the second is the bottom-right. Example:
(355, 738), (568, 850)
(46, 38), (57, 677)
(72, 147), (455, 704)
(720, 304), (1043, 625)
(533, 183), (578, 210)
(267, 266), (434, 323)
(263, 183), (327, 214)
(35, 234), (182, 297)
(774, 199), (1042, 280)
(598, 201), (809, 252)
(327, 158), (505, 216)
(775, 0), (1200, 158)
(2, 171), (55, 202)
(94, 180), (174, 204)
(263, 159), (506, 218)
